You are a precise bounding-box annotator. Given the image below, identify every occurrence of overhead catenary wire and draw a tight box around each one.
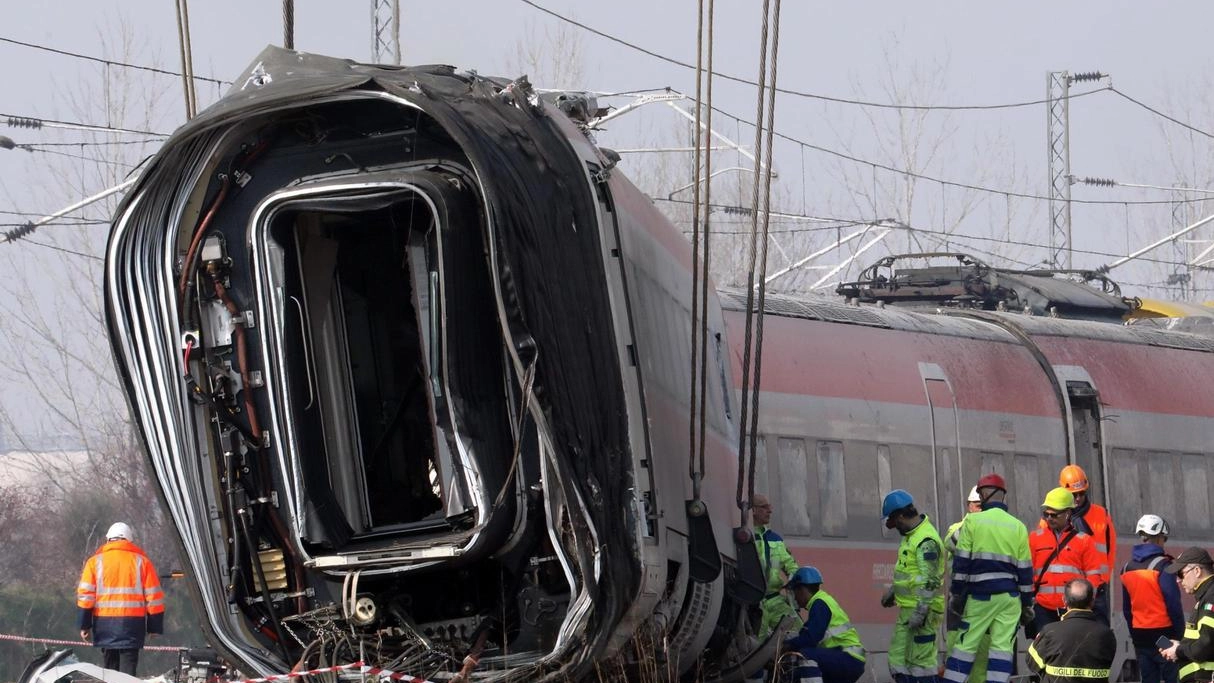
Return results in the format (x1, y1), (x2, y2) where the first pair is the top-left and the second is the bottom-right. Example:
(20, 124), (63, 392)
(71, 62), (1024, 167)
(517, 0), (1110, 112)
(0, 36), (228, 86)
(14, 137), (162, 147)
(3, 113), (169, 137)
(1109, 87), (1214, 141)
(696, 99), (1214, 207)
(19, 145), (138, 168)
(601, 87), (1214, 207)
(0, 220), (108, 227)
(20, 239), (104, 261)
(655, 197), (1194, 269)
(0, 208), (109, 220)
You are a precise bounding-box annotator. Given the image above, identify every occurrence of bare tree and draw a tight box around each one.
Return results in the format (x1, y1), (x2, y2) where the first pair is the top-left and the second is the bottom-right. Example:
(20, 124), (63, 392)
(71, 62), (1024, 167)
(505, 18), (587, 90)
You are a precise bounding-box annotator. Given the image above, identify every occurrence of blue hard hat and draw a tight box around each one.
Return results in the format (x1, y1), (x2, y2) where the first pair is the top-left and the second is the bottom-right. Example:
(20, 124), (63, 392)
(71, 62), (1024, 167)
(881, 489), (915, 519)
(787, 566), (823, 588)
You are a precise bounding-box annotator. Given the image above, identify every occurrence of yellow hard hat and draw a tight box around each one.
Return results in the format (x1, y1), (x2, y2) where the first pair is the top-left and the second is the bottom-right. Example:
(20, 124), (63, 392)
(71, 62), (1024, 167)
(1042, 487), (1075, 511)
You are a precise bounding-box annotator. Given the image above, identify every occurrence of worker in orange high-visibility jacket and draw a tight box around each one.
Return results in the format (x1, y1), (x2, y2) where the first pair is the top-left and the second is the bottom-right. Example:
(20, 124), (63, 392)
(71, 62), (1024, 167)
(1027, 488), (1107, 639)
(1054, 466), (1116, 588)
(77, 522), (165, 675)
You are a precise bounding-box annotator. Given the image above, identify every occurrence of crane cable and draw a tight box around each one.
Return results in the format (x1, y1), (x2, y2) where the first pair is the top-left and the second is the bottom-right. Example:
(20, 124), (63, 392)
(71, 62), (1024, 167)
(283, 0), (296, 50)
(735, 0), (783, 523)
(687, 0), (716, 506)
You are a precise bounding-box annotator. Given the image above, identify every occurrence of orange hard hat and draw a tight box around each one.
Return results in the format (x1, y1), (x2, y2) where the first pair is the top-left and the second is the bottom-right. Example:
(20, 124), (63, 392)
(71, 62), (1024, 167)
(1059, 465), (1088, 493)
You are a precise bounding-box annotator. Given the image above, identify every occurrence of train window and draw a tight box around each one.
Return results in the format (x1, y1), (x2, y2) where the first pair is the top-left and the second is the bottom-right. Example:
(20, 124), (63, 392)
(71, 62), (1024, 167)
(1147, 452), (1177, 525)
(846, 442), (880, 534)
(1110, 448), (1143, 525)
(776, 438), (814, 535)
(1181, 455), (1210, 530)
(878, 445), (894, 538)
(1013, 455), (1040, 527)
(817, 441), (848, 537)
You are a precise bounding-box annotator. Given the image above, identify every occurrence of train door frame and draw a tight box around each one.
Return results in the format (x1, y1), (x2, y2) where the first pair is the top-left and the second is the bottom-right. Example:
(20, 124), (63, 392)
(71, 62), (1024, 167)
(1051, 365), (1110, 507)
(918, 362), (964, 526)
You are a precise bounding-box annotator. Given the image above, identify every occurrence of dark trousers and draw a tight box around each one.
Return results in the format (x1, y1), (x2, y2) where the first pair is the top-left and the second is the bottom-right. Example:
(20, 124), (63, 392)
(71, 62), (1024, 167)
(1023, 603), (1061, 640)
(791, 647), (865, 683)
(1136, 646), (1179, 683)
(102, 648), (140, 675)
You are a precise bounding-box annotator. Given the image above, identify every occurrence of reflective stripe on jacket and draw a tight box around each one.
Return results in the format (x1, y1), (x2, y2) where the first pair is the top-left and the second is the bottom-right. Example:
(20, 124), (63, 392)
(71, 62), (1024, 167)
(1177, 576), (1214, 682)
(755, 526), (799, 595)
(1043, 502), (1115, 584)
(1029, 527), (1107, 611)
(786, 588), (866, 662)
(77, 539), (165, 649)
(1026, 609), (1117, 683)
(950, 503), (1033, 603)
(893, 515), (945, 612)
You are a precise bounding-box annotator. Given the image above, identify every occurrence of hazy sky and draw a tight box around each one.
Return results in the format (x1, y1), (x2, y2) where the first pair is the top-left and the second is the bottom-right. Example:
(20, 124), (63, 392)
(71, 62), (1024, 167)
(2, 1), (1214, 435)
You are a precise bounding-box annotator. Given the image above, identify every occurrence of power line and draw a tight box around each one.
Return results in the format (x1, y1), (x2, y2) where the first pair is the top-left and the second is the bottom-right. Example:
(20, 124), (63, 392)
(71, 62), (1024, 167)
(20, 238), (103, 261)
(692, 98), (1214, 206)
(0, 209), (107, 220)
(2, 113), (169, 137)
(655, 196), (1193, 268)
(0, 35), (229, 86)
(19, 138), (163, 148)
(0, 220), (108, 227)
(1109, 87), (1214, 140)
(19, 145), (137, 168)
(518, 0), (1110, 112)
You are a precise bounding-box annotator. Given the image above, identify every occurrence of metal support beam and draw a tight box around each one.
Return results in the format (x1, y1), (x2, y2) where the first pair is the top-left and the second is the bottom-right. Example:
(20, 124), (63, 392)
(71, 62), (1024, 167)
(811, 228), (894, 290)
(1106, 211), (1214, 271)
(1047, 71), (1072, 269)
(3, 178), (136, 244)
(762, 226), (871, 286)
(372, 0), (401, 65)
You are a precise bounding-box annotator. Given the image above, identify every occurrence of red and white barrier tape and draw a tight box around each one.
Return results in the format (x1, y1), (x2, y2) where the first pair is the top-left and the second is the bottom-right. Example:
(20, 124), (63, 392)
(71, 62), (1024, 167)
(239, 662), (366, 683)
(237, 662), (437, 683)
(0, 632), (182, 652)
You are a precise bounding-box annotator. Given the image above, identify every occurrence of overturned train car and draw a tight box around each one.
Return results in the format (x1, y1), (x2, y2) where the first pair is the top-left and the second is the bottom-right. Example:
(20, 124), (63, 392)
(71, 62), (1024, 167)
(105, 48), (762, 679)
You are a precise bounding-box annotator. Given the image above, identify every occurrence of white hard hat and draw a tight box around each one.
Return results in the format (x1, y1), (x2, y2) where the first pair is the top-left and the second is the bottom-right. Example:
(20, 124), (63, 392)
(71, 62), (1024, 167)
(966, 486), (981, 503)
(106, 522), (133, 541)
(1135, 514), (1169, 537)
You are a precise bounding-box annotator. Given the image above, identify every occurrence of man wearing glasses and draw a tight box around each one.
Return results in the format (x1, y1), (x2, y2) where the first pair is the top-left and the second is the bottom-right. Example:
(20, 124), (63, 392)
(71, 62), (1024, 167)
(753, 493), (801, 638)
(1160, 547), (1214, 683)
(1027, 488), (1107, 639)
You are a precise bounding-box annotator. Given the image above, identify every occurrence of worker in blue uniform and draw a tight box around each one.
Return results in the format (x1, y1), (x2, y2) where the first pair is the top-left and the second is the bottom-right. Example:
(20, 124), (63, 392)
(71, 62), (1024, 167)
(779, 566), (867, 683)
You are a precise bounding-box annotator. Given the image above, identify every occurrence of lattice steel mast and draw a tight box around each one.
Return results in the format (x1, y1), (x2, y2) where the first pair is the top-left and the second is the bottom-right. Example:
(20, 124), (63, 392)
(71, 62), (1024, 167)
(372, 0), (401, 65)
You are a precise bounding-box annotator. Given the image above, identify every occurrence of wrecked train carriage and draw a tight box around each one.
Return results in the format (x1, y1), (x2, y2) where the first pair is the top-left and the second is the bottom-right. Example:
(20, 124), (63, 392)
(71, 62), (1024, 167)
(105, 48), (749, 679)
